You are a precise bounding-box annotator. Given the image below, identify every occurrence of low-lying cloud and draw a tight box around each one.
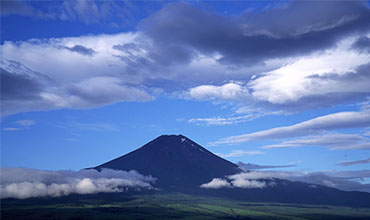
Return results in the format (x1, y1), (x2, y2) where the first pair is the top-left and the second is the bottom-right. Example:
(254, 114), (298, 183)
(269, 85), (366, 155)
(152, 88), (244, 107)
(201, 173), (268, 189)
(0, 167), (156, 199)
(200, 170), (370, 193)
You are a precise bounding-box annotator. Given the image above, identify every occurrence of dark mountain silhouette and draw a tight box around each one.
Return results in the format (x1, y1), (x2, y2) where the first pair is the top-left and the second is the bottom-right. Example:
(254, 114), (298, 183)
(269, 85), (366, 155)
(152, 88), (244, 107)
(93, 134), (370, 207)
(94, 135), (241, 189)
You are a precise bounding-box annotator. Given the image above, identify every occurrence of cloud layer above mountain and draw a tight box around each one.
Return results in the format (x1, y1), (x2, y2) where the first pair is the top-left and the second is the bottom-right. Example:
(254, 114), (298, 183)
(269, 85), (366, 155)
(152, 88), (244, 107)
(0, 168), (156, 199)
(1, 1), (370, 116)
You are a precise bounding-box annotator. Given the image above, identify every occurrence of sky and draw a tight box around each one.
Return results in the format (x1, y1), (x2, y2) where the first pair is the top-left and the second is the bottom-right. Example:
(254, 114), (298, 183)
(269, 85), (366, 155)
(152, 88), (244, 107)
(1, 0), (370, 194)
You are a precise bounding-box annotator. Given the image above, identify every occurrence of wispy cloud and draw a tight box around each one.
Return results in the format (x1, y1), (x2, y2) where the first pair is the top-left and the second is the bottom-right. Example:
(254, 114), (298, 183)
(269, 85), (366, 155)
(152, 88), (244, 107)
(2, 127), (22, 131)
(0, 167), (156, 199)
(211, 110), (370, 145)
(15, 119), (36, 126)
(337, 158), (370, 166)
(216, 150), (264, 158)
(260, 133), (370, 150)
(61, 121), (120, 132)
(188, 108), (283, 126)
(2, 119), (36, 131)
(238, 162), (296, 170)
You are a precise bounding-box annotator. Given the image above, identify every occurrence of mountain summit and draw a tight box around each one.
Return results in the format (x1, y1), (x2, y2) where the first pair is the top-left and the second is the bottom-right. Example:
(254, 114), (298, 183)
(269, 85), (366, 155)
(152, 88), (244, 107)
(94, 135), (241, 189)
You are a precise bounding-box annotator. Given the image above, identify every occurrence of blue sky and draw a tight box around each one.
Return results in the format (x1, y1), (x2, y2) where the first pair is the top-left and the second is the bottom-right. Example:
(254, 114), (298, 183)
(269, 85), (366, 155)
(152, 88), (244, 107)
(1, 0), (370, 192)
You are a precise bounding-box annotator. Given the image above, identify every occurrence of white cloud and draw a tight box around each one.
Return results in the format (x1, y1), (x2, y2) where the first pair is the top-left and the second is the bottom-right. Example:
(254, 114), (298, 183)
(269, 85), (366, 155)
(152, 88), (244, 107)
(187, 82), (249, 101)
(1, 33), (155, 116)
(200, 173), (268, 189)
(261, 133), (370, 150)
(189, 115), (253, 126)
(249, 37), (370, 104)
(200, 178), (231, 189)
(0, 167), (156, 199)
(230, 179), (266, 189)
(201, 170), (370, 192)
(212, 110), (370, 145)
(216, 150), (264, 158)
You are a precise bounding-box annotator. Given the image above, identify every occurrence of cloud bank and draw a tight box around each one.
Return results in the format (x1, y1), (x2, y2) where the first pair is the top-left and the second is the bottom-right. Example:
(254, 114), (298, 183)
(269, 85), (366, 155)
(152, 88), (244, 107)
(0, 167), (156, 199)
(200, 170), (370, 193)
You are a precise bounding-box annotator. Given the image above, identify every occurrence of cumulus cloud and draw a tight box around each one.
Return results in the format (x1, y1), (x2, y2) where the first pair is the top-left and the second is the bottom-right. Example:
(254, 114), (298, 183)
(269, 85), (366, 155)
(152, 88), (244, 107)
(229, 178), (266, 189)
(201, 170), (370, 192)
(2, 1), (370, 117)
(249, 39), (370, 105)
(200, 173), (268, 190)
(200, 178), (231, 189)
(1, 37), (155, 116)
(212, 110), (370, 145)
(337, 158), (370, 166)
(216, 150), (264, 158)
(186, 82), (249, 101)
(0, 167), (156, 199)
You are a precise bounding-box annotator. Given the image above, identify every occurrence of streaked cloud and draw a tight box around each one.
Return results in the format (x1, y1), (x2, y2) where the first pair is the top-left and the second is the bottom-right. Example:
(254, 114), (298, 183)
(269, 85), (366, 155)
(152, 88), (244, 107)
(216, 150), (264, 158)
(238, 162), (295, 170)
(15, 119), (36, 127)
(261, 133), (370, 150)
(2, 119), (36, 131)
(188, 108), (283, 126)
(212, 110), (370, 145)
(60, 121), (120, 132)
(337, 158), (370, 166)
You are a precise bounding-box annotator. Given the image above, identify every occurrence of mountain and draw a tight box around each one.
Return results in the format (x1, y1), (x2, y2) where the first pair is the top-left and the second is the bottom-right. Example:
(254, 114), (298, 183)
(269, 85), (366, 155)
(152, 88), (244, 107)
(94, 134), (241, 189)
(93, 134), (370, 207)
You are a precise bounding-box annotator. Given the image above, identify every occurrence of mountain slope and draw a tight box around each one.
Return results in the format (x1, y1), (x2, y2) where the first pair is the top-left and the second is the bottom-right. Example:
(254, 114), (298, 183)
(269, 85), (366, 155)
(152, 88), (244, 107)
(94, 135), (241, 189)
(92, 134), (370, 207)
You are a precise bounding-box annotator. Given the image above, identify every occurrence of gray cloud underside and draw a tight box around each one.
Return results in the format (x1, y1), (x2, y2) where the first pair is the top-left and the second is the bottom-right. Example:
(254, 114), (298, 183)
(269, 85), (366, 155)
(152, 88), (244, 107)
(0, 167), (156, 199)
(1, 1), (370, 116)
(0, 59), (154, 116)
(139, 1), (370, 65)
(64, 45), (96, 56)
(337, 158), (370, 166)
(238, 162), (295, 170)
